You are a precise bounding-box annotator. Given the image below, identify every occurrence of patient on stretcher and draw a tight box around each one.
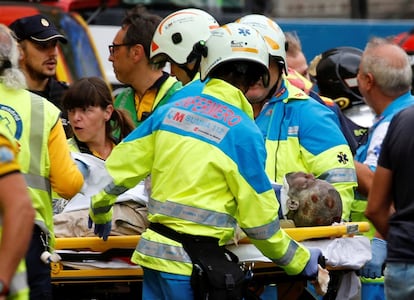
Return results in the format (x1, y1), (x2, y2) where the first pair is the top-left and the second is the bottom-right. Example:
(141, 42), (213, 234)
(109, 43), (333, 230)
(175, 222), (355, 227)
(281, 172), (343, 227)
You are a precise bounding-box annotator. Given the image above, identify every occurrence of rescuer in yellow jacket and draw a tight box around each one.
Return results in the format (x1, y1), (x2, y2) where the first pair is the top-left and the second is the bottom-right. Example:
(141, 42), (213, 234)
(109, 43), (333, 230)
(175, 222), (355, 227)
(0, 25), (84, 300)
(89, 23), (325, 299)
(0, 122), (34, 299)
(150, 8), (219, 86)
(237, 15), (357, 222)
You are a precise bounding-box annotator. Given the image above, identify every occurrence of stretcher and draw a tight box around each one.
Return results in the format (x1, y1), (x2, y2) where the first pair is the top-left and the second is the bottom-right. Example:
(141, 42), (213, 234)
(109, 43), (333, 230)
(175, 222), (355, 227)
(51, 222), (371, 299)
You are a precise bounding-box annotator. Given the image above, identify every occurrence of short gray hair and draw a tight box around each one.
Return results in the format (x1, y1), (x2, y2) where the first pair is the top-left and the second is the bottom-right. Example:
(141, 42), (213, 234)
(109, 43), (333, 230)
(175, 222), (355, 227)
(0, 24), (26, 89)
(361, 37), (412, 97)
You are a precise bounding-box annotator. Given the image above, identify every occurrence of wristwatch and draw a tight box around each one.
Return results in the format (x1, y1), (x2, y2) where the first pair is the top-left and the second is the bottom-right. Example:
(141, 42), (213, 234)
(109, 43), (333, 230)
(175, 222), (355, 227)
(0, 279), (9, 296)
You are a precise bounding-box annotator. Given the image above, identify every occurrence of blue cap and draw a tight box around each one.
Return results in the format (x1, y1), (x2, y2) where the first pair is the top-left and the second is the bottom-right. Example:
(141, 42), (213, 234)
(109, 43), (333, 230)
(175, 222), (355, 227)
(9, 14), (67, 44)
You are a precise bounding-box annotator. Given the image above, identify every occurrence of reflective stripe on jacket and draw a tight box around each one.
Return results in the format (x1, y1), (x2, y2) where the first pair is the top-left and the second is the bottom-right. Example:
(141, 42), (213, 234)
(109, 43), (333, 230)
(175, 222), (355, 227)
(256, 79), (357, 221)
(7, 259), (29, 300)
(0, 85), (60, 246)
(91, 78), (311, 276)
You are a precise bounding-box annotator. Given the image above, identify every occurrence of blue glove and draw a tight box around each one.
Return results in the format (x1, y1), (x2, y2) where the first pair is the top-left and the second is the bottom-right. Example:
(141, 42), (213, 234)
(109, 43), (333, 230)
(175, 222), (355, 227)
(301, 248), (323, 279)
(88, 216), (111, 241)
(360, 237), (387, 279)
(74, 159), (89, 178)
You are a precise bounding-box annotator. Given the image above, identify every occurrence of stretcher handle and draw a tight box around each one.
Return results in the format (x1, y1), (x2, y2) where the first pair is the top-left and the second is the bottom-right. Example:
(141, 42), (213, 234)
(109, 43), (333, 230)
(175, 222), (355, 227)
(239, 221), (370, 243)
(55, 235), (140, 252)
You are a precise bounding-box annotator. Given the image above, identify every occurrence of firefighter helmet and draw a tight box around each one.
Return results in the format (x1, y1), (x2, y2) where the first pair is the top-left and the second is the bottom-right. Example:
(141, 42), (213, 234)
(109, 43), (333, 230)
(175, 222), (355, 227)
(200, 22), (270, 87)
(236, 14), (288, 74)
(150, 8), (219, 65)
(309, 46), (364, 110)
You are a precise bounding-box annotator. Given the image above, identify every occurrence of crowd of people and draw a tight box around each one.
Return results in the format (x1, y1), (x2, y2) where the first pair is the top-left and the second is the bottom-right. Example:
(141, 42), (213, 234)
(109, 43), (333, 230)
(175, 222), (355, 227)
(0, 4), (413, 300)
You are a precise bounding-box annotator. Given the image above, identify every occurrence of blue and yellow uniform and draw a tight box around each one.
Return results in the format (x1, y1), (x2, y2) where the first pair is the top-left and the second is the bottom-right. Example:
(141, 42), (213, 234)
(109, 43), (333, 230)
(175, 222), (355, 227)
(256, 79), (357, 221)
(91, 78), (312, 280)
(353, 91), (414, 298)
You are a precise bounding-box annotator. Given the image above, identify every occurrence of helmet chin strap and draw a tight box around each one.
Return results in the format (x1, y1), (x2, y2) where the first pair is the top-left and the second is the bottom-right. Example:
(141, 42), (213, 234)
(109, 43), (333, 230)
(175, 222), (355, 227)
(182, 56), (202, 82)
(265, 67), (283, 100)
(182, 41), (207, 81)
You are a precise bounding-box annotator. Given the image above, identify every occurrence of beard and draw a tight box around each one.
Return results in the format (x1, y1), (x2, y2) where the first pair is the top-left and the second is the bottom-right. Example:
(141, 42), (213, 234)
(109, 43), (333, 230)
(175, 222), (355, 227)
(24, 61), (55, 83)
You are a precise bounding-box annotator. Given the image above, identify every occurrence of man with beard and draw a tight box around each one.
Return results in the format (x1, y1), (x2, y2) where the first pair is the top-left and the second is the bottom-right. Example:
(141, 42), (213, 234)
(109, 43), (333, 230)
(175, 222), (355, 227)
(10, 14), (71, 137)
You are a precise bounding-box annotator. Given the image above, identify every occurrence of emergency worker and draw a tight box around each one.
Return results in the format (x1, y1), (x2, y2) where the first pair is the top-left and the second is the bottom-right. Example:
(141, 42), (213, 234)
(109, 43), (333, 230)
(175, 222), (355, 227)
(0, 25), (84, 300)
(89, 22), (326, 299)
(309, 46), (375, 129)
(150, 8), (219, 85)
(111, 5), (182, 127)
(0, 123), (34, 300)
(237, 14), (357, 222)
(286, 66), (363, 154)
(0, 24), (35, 300)
(352, 37), (414, 300)
(9, 14), (71, 137)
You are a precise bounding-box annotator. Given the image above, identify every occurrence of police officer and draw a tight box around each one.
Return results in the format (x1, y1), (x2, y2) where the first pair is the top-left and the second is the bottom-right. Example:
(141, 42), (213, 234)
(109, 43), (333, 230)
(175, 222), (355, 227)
(9, 14), (71, 137)
(89, 22), (326, 299)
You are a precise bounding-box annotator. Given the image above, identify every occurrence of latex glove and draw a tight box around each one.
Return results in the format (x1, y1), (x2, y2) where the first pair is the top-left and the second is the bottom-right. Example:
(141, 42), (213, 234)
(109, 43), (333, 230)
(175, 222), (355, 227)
(88, 216), (111, 241)
(74, 159), (89, 179)
(301, 248), (323, 279)
(360, 237), (387, 279)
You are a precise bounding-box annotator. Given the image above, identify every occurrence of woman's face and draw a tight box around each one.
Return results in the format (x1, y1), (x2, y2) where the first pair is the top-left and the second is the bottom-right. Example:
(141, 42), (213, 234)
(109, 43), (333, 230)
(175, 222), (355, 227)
(68, 105), (113, 143)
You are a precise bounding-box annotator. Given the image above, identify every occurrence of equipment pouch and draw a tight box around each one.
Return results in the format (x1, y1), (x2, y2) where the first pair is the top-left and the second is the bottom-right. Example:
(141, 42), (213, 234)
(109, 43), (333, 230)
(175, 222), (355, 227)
(149, 223), (246, 300)
(183, 237), (246, 300)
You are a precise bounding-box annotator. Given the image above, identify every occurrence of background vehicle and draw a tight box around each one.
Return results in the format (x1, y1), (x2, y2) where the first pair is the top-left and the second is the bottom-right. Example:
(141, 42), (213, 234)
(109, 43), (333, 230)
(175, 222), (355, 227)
(0, 1), (107, 86)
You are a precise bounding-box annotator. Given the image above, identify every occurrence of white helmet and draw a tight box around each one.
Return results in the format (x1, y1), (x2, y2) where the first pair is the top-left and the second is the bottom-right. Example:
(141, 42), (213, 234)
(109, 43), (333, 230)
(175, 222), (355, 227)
(200, 22), (270, 85)
(150, 8), (219, 65)
(236, 14), (287, 73)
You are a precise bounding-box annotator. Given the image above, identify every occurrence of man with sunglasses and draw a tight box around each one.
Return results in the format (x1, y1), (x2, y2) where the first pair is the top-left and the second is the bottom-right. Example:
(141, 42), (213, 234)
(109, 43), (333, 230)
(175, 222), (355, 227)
(110, 6), (182, 128)
(10, 14), (72, 137)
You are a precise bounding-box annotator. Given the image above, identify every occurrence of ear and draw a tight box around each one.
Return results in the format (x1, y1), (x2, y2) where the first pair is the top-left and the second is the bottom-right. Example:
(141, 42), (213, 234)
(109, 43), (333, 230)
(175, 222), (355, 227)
(104, 104), (114, 121)
(130, 44), (145, 63)
(365, 72), (375, 90)
(17, 42), (26, 61)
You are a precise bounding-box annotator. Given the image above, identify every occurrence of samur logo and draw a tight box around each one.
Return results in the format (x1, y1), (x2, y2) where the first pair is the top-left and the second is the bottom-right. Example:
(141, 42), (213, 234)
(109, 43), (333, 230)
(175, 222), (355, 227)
(0, 104), (23, 140)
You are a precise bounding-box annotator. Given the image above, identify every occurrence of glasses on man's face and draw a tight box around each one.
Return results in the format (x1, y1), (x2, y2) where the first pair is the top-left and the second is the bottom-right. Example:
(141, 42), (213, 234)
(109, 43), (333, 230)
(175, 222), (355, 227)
(108, 43), (135, 55)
